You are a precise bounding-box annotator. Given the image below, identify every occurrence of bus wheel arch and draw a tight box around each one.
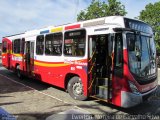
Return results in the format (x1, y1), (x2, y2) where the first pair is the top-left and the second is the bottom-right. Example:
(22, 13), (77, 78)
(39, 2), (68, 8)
(65, 73), (87, 101)
(65, 73), (77, 90)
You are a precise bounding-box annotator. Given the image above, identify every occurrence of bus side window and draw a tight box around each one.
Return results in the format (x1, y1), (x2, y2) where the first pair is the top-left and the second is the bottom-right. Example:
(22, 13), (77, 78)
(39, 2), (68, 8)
(36, 35), (44, 55)
(13, 39), (21, 53)
(64, 30), (86, 57)
(2, 41), (7, 53)
(45, 32), (62, 56)
(21, 38), (25, 54)
(45, 34), (52, 55)
(52, 33), (62, 55)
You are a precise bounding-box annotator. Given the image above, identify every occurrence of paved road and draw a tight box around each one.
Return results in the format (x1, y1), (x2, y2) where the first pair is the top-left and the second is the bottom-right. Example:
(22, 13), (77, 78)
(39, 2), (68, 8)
(0, 62), (160, 119)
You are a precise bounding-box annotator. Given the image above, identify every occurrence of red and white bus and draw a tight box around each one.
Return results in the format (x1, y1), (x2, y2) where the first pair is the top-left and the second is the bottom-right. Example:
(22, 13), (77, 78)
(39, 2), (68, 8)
(2, 16), (158, 107)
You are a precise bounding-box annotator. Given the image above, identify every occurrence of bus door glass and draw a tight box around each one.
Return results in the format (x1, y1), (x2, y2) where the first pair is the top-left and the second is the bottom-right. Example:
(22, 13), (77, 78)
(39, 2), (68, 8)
(112, 33), (123, 105)
(113, 33), (123, 76)
(30, 41), (34, 72)
(25, 40), (35, 74)
(25, 41), (31, 73)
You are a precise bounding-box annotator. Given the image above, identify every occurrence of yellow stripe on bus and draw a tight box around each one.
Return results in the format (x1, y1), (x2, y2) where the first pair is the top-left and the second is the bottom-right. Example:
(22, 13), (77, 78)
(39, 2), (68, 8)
(13, 54), (22, 57)
(51, 27), (63, 33)
(2, 53), (6, 55)
(34, 61), (69, 67)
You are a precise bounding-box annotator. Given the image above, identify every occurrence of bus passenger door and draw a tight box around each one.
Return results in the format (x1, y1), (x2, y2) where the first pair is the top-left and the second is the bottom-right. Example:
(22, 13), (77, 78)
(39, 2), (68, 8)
(88, 34), (113, 100)
(25, 41), (34, 75)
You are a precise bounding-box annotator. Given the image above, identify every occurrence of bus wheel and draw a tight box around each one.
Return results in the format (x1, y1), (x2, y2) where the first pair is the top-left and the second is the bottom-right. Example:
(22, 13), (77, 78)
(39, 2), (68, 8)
(16, 65), (22, 79)
(67, 76), (87, 101)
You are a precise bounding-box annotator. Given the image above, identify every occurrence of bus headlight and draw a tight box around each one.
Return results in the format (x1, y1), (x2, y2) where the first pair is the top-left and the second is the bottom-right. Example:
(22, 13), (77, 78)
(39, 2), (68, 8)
(128, 81), (140, 95)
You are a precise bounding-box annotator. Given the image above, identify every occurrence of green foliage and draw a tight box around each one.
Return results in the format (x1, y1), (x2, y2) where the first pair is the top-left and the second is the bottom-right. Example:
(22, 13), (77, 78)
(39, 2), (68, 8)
(77, 0), (127, 21)
(138, 2), (160, 53)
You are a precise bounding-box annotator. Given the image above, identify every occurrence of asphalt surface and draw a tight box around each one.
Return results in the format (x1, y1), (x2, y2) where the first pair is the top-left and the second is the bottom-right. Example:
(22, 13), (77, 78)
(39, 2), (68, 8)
(0, 59), (160, 120)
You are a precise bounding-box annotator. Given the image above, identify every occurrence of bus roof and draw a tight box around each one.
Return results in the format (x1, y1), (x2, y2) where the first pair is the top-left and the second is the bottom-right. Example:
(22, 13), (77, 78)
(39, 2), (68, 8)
(2, 16), (151, 38)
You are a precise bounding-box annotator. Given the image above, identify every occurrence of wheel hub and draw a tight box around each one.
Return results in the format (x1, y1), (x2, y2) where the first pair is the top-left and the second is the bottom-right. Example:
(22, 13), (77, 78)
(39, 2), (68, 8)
(72, 82), (83, 96)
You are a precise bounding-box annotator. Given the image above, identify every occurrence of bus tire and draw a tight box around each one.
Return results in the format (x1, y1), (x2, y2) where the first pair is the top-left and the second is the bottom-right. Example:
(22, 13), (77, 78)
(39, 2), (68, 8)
(67, 76), (87, 101)
(16, 65), (23, 79)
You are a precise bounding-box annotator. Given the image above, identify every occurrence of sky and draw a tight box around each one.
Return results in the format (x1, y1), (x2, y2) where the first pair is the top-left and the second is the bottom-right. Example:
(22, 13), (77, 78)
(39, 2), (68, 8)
(0, 0), (158, 42)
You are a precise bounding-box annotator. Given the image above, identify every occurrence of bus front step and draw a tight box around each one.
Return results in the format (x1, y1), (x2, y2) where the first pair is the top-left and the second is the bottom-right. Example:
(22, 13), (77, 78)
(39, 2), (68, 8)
(95, 85), (112, 99)
(95, 85), (110, 99)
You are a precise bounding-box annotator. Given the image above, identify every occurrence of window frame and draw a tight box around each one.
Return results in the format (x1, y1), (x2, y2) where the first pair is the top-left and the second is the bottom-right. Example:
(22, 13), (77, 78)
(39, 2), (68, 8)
(45, 32), (63, 56)
(13, 39), (21, 54)
(20, 38), (25, 54)
(63, 29), (86, 57)
(36, 35), (44, 55)
(2, 41), (7, 53)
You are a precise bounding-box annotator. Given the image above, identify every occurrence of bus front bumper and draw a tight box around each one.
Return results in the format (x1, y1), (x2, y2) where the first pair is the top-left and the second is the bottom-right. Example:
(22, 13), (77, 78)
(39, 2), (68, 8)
(121, 86), (157, 108)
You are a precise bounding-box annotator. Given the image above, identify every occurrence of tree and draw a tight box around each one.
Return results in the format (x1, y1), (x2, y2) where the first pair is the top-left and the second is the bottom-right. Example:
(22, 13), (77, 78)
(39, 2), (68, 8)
(77, 0), (127, 21)
(138, 2), (160, 53)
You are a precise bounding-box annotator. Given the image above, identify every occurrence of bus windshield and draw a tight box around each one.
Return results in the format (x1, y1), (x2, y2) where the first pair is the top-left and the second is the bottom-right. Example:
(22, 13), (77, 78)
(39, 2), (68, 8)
(127, 33), (156, 78)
